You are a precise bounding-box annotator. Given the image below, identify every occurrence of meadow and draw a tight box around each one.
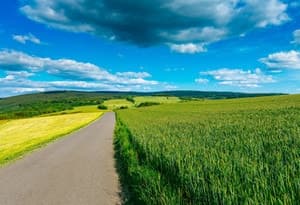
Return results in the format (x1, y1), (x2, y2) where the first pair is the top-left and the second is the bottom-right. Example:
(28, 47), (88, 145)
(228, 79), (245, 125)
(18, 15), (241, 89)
(103, 99), (134, 110)
(115, 95), (300, 204)
(133, 96), (180, 104)
(0, 91), (280, 119)
(0, 112), (102, 165)
(41, 105), (102, 116)
(102, 96), (181, 110)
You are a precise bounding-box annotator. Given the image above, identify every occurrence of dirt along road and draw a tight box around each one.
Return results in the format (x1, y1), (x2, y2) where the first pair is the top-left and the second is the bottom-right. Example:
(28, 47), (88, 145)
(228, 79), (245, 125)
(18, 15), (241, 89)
(0, 112), (120, 205)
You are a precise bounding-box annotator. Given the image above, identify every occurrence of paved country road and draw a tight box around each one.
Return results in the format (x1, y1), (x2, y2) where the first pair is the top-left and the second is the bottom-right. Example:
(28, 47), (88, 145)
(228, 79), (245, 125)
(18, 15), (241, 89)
(0, 112), (121, 205)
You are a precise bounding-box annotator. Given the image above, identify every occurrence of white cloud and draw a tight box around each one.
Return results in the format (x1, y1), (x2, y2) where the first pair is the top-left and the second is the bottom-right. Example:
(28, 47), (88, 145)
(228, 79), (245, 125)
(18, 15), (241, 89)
(195, 78), (209, 84)
(12, 33), (41, 44)
(164, 85), (177, 90)
(170, 43), (206, 54)
(201, 68), (275, 88)
(48, 81), (113, 89)
(45, 58), (115, 81)
(120, 78), (158, 86)
(0, 72), (122, 94)
(0, 50), (44, 71)
(6, 71), (34, 78)
(0, 49), (115, 80)
(248, 0), (289, 27)
(0, 67), (173, 97)
(0, 50), (157, 86)
(0, 50), (164, 97)
(0, 71), (33, 83)
(20, 0), (289, 54)
(1, 71), (34, 81)
(3, 75), (15, 81)
(163, 27), (227, 43)
(291, 29), (300, 44)
(260, 50), (300, 69)
(116, 71), (151, 78)
(13, 87), (46, 94)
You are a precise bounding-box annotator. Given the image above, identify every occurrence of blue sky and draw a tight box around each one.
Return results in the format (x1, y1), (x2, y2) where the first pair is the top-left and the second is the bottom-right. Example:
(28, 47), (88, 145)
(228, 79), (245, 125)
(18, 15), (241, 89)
(0, 0), (300, 97)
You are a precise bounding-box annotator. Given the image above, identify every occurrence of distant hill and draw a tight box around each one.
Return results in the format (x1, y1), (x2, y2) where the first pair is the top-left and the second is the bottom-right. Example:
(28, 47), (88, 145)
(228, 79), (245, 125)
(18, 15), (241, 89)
(147, 90), (284, 99)
(0, 90), (284, 119)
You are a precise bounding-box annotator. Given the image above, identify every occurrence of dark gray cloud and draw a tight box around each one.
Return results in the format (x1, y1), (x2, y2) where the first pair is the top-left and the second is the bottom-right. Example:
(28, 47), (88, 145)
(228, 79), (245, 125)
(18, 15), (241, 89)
(21, 0), (289, 53)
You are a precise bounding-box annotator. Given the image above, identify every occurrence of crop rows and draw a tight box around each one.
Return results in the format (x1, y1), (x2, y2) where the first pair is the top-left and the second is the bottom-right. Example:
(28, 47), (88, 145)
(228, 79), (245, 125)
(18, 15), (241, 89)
(115, 95), (300, 204)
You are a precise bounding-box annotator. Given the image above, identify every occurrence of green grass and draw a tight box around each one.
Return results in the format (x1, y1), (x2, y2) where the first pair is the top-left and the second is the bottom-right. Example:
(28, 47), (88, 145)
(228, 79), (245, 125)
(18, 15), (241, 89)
(0, 90), (283, 120)
(42, 105), (102, 116)
(71, 105), (102, 112)
(102, 96), (181, 110)
(134, 96), (181, 104)
(0, 112), (102, 166)
(103, 99), (134, 110)
(115, 94), (300, 204)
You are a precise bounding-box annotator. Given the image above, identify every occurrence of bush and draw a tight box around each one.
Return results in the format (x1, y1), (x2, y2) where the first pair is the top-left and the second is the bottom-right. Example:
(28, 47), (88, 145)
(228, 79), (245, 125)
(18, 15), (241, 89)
(136, 102), (160, 108)
(126, 96), (135, 103)
(97, 104), (108, 110)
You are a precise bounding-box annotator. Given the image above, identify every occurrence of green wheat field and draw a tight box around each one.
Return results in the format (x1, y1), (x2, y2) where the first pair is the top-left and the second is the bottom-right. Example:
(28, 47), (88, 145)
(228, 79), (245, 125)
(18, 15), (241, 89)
(115, 94), (300, 204)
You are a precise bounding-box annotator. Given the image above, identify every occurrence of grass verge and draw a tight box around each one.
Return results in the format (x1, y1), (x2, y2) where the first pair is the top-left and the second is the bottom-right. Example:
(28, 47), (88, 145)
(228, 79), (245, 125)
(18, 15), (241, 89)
(114, 118), (182, 205)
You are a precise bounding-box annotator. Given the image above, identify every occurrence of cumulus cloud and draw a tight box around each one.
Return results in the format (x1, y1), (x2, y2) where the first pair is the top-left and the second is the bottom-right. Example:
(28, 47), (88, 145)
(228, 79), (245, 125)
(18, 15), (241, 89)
(48, 81), (114, 89)
(3, 71), (34, 81)
(20, 0), (289, 53)
(200, 68), (275, 87)
(260, 50), (300, 69)
(0, 49), (166, 96)
(116, 71), (151, 78)
(0, 69), (164, 97)
(12, 33), (41, 44)
(0, 71), (45, 93)
(291, 29), (300, 44)
(163, 84), (177, 90)
(0, 50), (158, 86)
(0, 72), (116, 93)
(12, 87), (46, 94)
(170, 43), (205, 54)
(0, 50), (113, 80)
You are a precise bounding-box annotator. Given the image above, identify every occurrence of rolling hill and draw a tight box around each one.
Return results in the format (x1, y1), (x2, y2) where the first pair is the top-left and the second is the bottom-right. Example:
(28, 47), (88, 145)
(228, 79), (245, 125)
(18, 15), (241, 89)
(0, 90), (284, 119)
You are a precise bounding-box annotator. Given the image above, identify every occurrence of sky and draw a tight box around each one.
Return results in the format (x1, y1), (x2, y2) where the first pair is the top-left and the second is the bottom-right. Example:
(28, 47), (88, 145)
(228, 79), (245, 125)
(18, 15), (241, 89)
(0, 0), (300, 97)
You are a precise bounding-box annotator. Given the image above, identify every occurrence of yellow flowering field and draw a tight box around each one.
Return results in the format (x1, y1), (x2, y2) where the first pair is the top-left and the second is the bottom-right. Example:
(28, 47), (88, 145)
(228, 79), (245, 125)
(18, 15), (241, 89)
(0, 112), (102, 165)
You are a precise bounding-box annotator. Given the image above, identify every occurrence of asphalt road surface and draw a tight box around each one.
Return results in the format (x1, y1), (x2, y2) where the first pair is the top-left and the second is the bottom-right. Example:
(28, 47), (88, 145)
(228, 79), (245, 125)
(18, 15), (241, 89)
(0, 112), (120, 205)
